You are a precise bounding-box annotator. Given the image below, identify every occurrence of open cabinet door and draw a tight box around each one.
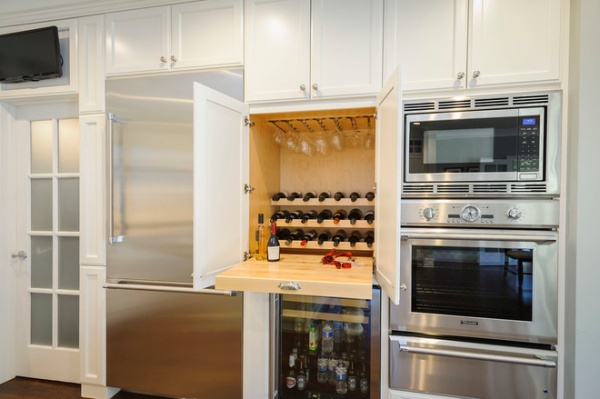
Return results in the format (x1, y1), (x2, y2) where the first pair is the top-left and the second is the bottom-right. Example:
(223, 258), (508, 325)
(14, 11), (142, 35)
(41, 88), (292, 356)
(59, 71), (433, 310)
(193, 82), (249, 290)
(375, 67), (403, 304)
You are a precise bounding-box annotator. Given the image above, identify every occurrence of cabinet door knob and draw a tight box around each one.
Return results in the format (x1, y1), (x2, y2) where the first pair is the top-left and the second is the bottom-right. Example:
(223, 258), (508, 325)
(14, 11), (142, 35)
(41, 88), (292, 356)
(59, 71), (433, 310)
(472, 70), (481, 78)
(300, 84), (306, 91)
(170, 55), (177, 62)
(11, 250), (27, 260)
(457, 72), (465, 80)
(160, 56), (167, 63)
(312, 83), (319, 91)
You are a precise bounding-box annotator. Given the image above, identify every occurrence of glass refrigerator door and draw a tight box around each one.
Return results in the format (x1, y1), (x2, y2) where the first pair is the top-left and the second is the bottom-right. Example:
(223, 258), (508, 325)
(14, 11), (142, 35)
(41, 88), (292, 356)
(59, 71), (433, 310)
(279, 288), (380, 399)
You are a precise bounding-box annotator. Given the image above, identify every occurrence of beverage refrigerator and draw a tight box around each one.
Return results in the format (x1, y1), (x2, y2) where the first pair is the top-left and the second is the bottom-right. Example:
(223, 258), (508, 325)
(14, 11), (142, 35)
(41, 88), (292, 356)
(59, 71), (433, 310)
(273, 286), (381, 399)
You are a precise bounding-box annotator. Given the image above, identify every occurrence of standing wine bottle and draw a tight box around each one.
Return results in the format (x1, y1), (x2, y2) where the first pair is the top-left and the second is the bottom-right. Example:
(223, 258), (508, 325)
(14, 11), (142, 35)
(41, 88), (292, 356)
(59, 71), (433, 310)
(349, 191), (361, 202)
(286, 229), (305, 245)
(303, 191), (317, 202)
(348, 208), (363, 225)
(287, 192), (302, 201)
(365, 191), (375, 201)
(300, 230), (318, 246)
(363, 210), (375, 225)
(272, 192), (288, 201)
(286, 210), (304, 223)
(332, 230), (347, 247)
(270, 210), (289, 222)
(317, 231), (332, 245)
(267, 222), (280, 262)
(348, 230), (362, 247)
(317, 209), (333, 223)
(255, 213), (266, 260)
(318, 191), (331, 202)
(364, 231), (374, 248)
(333, 209), (347, 224)
(333, 191), (345, 201)
(301, 210), (318, 223)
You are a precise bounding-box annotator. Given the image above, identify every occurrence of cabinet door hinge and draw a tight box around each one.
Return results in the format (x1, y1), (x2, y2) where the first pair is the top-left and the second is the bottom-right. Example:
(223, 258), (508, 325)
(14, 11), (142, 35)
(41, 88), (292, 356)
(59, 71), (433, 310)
(244, 117), (254, 127)
(244, 183), (255, 194)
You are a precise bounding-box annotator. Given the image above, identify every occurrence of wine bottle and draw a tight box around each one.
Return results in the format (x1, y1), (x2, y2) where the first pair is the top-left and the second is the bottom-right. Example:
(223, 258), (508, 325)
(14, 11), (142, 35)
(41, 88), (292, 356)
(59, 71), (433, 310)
(332, 230), (347, 247)
(348, 208), (363, 225)
(267, 222), (280, 262)
(317, 230), (332, 245)
(270, 210), (289, 222)
(300, 210), (318, 223)
(364, 230), (374, 248)
(349, 191), (361, 202)
(296, 359), (307, 391)
(287, 191), (302, 201)
(365, 191), (375, 201)
(333, 191), (345, 201)
(364, 210), (374, 225)
(255, 213), (266, 260)
(272, 192), (288, 201)
(316, 209), (333, 223)
(333, 209), (347, 224)
(300, 230), (318, 246)
(285, 210), (304, 223)
(286, 353), (297, 389)
(286, 229), (305, 245)
(303, 191), (317, 202)
(348, 230), (362, 247)
(318, 191), (331, 202)
(277, 228), (291, 241)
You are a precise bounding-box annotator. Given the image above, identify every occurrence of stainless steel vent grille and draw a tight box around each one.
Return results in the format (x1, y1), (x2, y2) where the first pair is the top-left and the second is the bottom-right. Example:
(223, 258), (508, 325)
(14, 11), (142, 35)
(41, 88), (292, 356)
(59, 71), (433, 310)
(510, 183), (548, 193)
(403, 184), (434, 193)
(404, 102), (435, 112)
(436, 184), (470, 193)
(402, 183), (551, 197)
(403, 92), (554, 113)
(474, 97), (509, 108)
(513, 94), (550, 105)
(438, 100), (471, 110)
(473, 184), (508, 193)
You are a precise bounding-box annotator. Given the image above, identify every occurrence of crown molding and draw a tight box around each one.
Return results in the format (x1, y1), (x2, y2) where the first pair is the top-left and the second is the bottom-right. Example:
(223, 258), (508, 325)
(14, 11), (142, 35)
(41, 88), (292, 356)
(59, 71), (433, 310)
(0, 0), (192, 28)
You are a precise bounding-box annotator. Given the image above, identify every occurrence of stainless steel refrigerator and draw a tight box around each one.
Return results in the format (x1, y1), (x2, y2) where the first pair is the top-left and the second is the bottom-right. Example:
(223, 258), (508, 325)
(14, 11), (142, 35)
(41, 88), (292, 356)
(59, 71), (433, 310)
(104, 70), (244, 399)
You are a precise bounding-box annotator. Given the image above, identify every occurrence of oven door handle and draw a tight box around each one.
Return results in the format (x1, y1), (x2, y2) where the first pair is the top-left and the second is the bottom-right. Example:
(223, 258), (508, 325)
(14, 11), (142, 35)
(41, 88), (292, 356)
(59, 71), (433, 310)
(398, 343), (557, 368)
(401, 232), (556, 244)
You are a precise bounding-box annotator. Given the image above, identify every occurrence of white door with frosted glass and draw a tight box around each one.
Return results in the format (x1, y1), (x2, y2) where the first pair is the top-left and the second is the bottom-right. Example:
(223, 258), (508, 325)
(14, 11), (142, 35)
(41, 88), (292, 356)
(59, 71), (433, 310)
(15, 118), (80, 382)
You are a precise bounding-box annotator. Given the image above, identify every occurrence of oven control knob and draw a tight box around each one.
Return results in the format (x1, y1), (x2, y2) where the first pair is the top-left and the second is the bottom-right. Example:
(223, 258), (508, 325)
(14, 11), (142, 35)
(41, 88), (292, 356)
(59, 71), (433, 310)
(460, 205), (481, 222)
(422, 207), (435, 220)
(507, 207), (522, 220)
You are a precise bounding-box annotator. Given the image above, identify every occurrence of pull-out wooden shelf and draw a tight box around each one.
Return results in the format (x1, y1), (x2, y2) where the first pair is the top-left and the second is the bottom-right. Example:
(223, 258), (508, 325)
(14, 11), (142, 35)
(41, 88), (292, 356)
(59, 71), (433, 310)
(215, 254), (374, 299)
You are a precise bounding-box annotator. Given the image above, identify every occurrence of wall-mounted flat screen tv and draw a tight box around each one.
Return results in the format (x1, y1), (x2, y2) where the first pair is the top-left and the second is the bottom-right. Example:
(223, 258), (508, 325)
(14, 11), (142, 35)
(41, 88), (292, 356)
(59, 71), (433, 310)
(0, 26), (63, 84)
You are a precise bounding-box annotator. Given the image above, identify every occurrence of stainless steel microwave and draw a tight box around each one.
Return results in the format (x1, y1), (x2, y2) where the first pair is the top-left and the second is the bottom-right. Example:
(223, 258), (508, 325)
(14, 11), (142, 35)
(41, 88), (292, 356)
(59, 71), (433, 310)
(402, 92), (561, 197)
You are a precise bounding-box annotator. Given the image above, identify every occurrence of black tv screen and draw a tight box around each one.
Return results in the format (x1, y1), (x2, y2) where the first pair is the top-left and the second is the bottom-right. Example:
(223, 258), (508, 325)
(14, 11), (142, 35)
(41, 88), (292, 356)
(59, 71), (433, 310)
(0, 26), (63, 84)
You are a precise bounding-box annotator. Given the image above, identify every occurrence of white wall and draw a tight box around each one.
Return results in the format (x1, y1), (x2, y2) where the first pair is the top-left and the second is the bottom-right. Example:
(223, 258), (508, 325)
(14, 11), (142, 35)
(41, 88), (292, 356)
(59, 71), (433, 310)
(565, 0), (600, 398)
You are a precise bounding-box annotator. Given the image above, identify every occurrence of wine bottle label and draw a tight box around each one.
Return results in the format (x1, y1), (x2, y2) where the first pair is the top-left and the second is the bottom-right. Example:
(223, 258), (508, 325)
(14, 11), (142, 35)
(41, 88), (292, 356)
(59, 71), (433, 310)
(267, 246), (280, 261)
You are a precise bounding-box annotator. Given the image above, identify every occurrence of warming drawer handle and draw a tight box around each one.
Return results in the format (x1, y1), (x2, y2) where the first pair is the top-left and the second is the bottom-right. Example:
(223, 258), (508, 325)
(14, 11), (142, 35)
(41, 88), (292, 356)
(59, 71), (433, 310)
(102, 283), (237, 296)
(278, 281), (301, 291)
(398, 343), (556, 368)
(401, 232), (556, 244)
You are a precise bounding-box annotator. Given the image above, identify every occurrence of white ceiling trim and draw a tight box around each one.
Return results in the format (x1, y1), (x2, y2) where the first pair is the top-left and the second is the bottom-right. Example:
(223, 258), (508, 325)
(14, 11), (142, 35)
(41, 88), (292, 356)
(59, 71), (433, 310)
(0, 0), (194, 28)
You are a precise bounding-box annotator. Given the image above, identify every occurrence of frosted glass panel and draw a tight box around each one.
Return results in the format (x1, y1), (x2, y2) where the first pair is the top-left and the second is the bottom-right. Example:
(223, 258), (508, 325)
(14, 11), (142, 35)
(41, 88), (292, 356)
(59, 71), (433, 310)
(31, 120), (54, 174)
(31, 293), (52, 346)
(58, 178), (79, 231)
(58, 237), (79, 290)
(31, 179), (53, 231)
(58, 295), (79, 349)
(58, 119), (80, 173)
(31, 236), (53, 289)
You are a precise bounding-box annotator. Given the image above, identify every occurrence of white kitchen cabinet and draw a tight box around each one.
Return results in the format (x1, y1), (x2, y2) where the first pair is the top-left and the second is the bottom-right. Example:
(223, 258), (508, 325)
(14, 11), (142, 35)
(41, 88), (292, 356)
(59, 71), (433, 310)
(105, 0), (243, 76)
(384, 0), (561, 92)
(244, 0), (383, 103)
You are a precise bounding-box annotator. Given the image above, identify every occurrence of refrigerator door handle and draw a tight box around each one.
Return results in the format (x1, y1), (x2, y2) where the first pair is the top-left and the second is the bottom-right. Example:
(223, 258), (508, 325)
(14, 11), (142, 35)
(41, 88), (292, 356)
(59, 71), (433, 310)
(398, 342), (557, 368)
(103, 282), (237, 296)
(107, 113), (126, 245)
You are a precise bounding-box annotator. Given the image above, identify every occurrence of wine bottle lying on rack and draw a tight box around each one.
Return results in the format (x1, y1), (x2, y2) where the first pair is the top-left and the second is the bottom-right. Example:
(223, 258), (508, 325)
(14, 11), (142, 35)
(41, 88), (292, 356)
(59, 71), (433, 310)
(349, 191), (361, 202)
(303, 191), (317, 202)
(333, 191), (345, 201)
(272, 192), (287, 201)
(317, 209), (333, 223)
(277, 228), (291, 241)
(364, 230), (374, 248)
(285, 229), (304, 245)
(286, 192), (302, 201)
(301, 210), (318, 223)
(364, 210), (375, 225)
(300, 230), (318, 246)
(348, 208), (363, 225)
(348, 230), (362, 247)
(318, 191), (331, 202)
(285, 210), (304, 223)
(365, 191), (375, 201)
(332, 230), (347, 247)
(333, 209), (347, 224)
(317, 231), (332, 245)
(270, 210), (289, 222)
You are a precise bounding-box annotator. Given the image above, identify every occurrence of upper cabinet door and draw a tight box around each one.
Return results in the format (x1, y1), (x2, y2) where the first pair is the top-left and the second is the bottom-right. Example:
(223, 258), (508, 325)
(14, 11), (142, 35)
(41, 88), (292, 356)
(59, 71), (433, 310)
(244, 0), (311, 102)
(311, 0), (383, 99)
(468, 0), (561, 88)
(383, 0), (468, 91)
(105, 7), (170, 75)
(171, 0), (243, 70)
(192, 83), (249, 290)
(375, 67), (402, 305)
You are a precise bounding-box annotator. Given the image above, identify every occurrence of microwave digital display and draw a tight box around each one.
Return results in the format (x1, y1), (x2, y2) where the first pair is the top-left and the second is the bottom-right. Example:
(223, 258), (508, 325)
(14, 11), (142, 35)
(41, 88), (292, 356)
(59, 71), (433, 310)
(522, 118), (537, 126)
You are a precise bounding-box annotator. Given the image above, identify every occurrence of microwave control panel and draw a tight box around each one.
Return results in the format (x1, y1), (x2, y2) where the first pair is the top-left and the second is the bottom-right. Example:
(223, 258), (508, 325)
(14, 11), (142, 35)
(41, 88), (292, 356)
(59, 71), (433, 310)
(517, 116), (541, 172)
(401, 199), (558, 228)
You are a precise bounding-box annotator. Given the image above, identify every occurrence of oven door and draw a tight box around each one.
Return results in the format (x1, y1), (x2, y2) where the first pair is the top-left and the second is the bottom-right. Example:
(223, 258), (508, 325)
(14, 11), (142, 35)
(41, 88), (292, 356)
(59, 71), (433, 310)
(392, 228), (558, 344)
(390, 334), (558, 399)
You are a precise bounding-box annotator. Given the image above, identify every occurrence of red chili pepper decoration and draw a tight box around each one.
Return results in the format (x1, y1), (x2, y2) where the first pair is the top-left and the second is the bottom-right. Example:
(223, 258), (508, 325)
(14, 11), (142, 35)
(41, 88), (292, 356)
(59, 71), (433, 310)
(321, 249), (354, 268)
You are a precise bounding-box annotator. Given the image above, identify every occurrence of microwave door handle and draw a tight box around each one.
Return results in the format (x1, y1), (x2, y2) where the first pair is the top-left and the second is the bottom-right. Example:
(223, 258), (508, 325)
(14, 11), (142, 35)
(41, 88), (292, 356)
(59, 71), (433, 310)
(401, 232), (556, 244)
(398, 343), (557, 368)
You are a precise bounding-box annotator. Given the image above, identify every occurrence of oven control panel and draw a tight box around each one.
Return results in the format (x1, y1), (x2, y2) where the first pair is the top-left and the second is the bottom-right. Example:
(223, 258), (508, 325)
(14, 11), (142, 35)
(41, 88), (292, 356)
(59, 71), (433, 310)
(401, 199), (559, 228)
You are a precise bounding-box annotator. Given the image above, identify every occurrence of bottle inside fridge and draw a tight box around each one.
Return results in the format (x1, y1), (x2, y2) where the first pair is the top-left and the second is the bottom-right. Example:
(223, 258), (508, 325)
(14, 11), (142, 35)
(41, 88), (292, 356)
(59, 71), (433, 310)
(277, 287), (381, 399)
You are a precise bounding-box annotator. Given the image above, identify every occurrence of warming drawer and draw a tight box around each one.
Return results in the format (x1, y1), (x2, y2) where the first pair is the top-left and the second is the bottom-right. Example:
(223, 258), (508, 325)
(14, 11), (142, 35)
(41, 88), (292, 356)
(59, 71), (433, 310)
(215, 254), (373, 299)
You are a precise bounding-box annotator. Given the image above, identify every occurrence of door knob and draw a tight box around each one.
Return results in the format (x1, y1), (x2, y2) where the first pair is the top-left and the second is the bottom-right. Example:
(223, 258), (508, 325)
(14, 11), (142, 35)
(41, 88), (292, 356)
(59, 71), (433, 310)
(12, 250), (27, 260)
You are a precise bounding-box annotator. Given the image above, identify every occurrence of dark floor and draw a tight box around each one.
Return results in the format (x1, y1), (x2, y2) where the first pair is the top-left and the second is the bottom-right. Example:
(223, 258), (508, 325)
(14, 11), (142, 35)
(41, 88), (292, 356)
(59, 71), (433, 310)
(0, 377), (170, 399)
